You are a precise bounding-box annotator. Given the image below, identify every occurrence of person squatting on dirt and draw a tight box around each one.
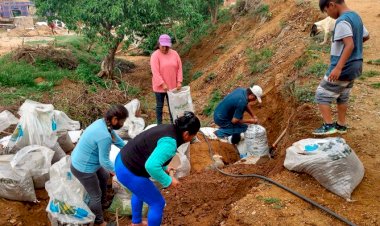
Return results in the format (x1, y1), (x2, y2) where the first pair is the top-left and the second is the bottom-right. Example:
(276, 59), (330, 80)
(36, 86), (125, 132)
(70, 105), (128, 226)
(313, 0), (370, 135)
(213, 85), (263, 144)
(150, 34), (183, 124)
(115, 111), (201, 226)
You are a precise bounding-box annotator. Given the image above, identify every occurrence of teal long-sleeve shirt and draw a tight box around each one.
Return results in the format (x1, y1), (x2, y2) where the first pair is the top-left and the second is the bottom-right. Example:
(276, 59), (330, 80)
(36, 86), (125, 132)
(71, 119), (125, 173)
(145, 137), (177, 188)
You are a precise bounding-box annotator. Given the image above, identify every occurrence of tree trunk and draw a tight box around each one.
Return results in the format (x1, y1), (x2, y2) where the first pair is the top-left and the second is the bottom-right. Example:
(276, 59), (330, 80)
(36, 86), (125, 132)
(210, 6), (219, 24)
(97, 43), (119, 79)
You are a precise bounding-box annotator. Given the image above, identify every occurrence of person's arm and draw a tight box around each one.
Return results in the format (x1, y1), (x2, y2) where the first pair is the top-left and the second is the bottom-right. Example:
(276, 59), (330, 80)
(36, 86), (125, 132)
(145, 137), (177, 188)
(98, 138), (114, 172)
(151, 53), (167, 90)
(176, 52), (183, 90)
(112, 131), (125, 149)
(231, 100), (257, 124)
(328, 36), (354, 82)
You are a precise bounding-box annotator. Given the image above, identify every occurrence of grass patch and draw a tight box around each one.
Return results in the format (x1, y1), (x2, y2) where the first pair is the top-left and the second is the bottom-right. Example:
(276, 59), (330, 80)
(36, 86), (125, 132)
(256, 196), (284, 209)
(263, 197), (281, 204)
(294, 58), (308, 70)
(192, 71), (203, 80)
(359, 70), (380, 80)
(293, 84), (315, 103)
(247, 48), (274, 74)
(254, 4), (272, 19)
(367, 59), (380, 65)
(182, 61), (193, 86)
(203, 90), (222, 116)
(0, 87), (44, 106)
(205, 73), (216, 82)
(307, 42), (331, 54)
(305, 62), (328, 77)
(371, 83), (380, 89)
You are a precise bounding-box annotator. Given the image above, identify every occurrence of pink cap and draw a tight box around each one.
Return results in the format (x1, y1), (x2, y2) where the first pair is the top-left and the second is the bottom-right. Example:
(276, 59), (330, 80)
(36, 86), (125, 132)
(158, 34), (172, 47)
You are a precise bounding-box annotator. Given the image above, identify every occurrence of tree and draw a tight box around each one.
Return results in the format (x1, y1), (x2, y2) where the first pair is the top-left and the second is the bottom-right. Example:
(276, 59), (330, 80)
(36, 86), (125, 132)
(35, 0), (162, 79)
(207, 0), (224, 24)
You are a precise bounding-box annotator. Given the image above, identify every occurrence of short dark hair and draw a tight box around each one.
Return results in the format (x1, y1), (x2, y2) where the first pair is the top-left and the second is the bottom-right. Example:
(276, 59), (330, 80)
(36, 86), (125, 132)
(247, 88), (253, 96)
(174, 111), (201, 135)
(104, 104), (128, 124)
(319, 0), (344, 12)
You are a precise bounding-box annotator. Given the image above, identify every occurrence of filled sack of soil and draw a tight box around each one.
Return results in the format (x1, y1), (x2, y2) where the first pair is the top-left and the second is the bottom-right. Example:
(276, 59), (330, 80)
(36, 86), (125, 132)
(10, 145), (54, 189)
(284, 137), (364, 200)
(0, 155), (36, 202)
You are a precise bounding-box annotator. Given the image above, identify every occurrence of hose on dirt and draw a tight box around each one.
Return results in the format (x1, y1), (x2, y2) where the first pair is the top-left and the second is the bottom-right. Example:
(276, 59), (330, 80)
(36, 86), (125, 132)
(200, 131), (356, 226)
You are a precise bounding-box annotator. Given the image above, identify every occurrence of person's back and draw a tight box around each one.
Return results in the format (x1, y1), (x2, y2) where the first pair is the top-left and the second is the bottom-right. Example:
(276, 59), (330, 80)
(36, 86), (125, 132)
(214, 88), (247, 125)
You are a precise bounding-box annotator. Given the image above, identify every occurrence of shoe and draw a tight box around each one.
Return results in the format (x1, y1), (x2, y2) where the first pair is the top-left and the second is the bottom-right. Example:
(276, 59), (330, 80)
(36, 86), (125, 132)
(334, 122), (347, 134)
(312, 123), (337, 135)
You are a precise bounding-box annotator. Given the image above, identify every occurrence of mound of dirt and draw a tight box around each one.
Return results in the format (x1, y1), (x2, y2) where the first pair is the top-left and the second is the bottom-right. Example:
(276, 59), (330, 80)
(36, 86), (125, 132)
(12, 46), (78, 70)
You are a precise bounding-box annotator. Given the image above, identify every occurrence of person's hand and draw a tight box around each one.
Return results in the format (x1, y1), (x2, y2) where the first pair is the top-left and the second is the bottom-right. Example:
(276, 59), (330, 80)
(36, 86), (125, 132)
(162, 83), (168, 91)
(176, 83), (182, 90)
(166, 166), (176, 175)
(328, 67), (341, 82)
(247, 116), (258, 124)
(169, 176), (180, 188)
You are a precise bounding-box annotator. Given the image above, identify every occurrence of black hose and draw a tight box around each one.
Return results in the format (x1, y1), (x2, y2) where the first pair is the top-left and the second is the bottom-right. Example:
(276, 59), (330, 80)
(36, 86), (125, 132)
(200, 131), (356, 226)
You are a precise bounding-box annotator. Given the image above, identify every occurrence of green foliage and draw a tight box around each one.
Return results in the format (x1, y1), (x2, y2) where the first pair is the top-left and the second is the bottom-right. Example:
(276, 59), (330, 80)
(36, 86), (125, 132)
(192, 71), (203, 80)
(254, 4), (272, 19)
(246, 48), (274, 73)
(75, 64), (104, 86)
(305, 62), (328, 77)
(294, 58), (308, 70)
(203, 90), (222, 116)
(367, 59), (380, 65)
(263, 197), (281, 204)
(182, 61), (193, 86)
(359, 70), (380, 80)
(293, 83), (315, 103)
(371, 83), (380, 89)
(118, 81), (141, 96)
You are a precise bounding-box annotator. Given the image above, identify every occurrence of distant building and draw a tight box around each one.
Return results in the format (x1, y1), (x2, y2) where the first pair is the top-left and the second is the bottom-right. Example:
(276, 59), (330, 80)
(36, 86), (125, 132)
(0, 0), (34, 19)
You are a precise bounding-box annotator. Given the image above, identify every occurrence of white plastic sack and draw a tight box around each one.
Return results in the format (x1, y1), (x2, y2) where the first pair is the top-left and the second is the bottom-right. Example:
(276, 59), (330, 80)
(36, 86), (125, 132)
(116, 99), (145, 139)
(243, 124), (269, 157)
(10, 145), (54, 188)
(199, 127), (218, 140)
(0, 154), (36, 202)
(175, 142), (191, 178)
(5, 100), (57, 154)
(167, 86), (194, 120)
(284, 137), (364, 200)
(53, 110), (80, 132)
(46, 156), (95, 225)
(68, 130), (83, 144)
(0, 110), (19, 132)
(109, 142), (128, 166)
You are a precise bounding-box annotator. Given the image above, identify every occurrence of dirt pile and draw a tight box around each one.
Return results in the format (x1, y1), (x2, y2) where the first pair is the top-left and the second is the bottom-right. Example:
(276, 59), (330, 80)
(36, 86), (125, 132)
(12, 46), (78, 69)
(7, 26), (61, 37)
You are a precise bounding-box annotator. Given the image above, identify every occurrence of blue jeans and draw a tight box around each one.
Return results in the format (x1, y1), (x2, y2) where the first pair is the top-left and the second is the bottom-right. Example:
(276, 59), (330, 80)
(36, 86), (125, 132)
(214, 115), (248, 144)
(115, 154), (165, 226)
(155, 92), (173, 124)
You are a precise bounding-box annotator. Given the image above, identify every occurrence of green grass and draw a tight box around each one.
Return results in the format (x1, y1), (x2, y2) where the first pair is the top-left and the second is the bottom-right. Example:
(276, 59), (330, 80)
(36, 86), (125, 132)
(305, 62), (328, 77)
(294, 58), (308, 70)
(359, 70), (380, 80)
(371, 83), (380, 89)
(367, 59), (380, 65)
(192, 71), (203, 80)
(263, 197), (281, 204)
(182, 61), (193, 86)
(205, 73), (216, 82)
(307, 42), (331, 54)
(247, 48), (274, 74)
(294, 84), (315, 103)
(203, 90), (222, 116)
(0, 87), (44, 106)
(254, 4), (272, 19)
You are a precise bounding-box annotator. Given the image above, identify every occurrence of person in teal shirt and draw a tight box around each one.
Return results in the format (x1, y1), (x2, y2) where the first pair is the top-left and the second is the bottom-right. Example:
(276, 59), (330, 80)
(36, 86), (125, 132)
(71, 105), (128, 226)
(115, 111), (200, 226)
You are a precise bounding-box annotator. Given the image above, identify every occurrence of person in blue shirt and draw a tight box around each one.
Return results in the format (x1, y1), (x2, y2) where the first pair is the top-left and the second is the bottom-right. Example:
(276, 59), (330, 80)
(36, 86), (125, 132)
(71, 105), (128, 226)
(115, 111), (200, 226)
(313, 0), (370, 135)
(213, 85), (263, 144)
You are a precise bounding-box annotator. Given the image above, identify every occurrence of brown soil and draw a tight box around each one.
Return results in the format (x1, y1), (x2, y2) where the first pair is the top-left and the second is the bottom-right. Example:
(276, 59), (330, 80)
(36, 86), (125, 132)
(0, 0), (379, 225)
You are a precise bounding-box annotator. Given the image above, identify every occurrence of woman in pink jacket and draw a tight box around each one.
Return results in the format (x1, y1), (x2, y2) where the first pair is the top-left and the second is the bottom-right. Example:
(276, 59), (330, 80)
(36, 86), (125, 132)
(150, 34), (183, 124)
